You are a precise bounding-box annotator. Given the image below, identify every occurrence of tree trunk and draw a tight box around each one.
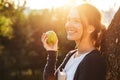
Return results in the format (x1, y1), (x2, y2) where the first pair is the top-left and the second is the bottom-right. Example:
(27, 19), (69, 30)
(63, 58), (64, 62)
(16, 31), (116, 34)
(101, 8), (120, 80)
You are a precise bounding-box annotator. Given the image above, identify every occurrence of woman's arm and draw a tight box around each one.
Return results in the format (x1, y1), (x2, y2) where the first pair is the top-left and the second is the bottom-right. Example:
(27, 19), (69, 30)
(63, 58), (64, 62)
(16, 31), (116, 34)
(43, 51), (57, 80)
(41, 32), (58, 80)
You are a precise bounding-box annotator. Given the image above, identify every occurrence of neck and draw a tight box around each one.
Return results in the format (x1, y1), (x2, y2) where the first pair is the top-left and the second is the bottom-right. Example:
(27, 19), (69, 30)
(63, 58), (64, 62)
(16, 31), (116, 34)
(75, 38), (95, 54)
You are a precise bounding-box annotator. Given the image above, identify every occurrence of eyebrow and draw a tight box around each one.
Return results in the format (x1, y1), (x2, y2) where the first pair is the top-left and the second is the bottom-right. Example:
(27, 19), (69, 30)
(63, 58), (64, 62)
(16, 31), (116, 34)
(67, 17), (81, 21)
(67, 16), (81, 19)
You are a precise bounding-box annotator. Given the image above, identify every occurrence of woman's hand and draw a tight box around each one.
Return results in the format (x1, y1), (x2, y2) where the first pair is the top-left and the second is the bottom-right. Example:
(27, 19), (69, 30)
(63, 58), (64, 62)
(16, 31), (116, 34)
(41, 33), (58, 51)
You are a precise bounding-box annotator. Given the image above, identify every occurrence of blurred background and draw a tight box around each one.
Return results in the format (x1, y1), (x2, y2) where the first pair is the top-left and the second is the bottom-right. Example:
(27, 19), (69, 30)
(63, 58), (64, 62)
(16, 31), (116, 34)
(0, 0), (120, 80)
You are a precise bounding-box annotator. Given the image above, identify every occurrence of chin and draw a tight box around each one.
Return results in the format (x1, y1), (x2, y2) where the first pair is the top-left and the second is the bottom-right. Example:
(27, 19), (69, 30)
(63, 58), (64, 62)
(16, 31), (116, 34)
(67, 36), (75, 40)
(67, 35), (81, 41)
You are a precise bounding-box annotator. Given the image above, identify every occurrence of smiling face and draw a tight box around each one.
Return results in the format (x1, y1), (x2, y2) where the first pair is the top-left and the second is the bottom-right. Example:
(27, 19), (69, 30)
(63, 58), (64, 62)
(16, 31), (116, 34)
(65, 8), (84, 41)
(65, 3), (102, 49)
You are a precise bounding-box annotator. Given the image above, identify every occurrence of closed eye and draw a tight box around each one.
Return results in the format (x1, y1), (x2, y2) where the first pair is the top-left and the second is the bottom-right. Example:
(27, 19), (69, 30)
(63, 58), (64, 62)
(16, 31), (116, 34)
(67, 17), (81, 23)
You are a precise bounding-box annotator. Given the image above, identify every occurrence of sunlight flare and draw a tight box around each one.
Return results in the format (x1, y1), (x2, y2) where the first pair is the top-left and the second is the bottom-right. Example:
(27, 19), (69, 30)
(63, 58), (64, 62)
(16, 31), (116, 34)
(26, 0), (69, 9)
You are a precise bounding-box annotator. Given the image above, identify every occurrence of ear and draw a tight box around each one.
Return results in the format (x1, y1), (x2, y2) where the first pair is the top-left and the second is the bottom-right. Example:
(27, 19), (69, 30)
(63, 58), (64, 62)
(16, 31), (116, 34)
(87, 25), (95, 34)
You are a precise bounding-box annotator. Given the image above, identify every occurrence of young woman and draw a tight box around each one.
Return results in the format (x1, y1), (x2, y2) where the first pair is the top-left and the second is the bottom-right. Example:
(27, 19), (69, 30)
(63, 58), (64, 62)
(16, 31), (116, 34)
(41, 3), (106, 80)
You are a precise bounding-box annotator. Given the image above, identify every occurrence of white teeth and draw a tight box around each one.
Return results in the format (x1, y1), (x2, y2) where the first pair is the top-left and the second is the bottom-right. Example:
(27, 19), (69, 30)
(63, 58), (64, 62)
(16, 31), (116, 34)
(67, 31), (76, 34)
(68, 31), (74, 32)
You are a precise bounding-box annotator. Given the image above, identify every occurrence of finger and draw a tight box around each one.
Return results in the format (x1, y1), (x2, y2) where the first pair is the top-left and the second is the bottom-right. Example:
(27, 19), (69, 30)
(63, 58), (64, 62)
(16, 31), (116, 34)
(44, 37), (48, 44)
(41, 33), (49, 46)
(41, 33), (46, 42)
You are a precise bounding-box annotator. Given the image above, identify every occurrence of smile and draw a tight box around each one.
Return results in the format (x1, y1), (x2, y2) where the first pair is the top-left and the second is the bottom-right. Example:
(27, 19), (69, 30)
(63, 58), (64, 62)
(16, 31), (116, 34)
(67, 30), (77, 34)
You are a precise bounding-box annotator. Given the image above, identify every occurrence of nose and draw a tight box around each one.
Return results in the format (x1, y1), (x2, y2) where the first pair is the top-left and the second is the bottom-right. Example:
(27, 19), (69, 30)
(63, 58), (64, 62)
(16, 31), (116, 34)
(65, 21), (72, 29)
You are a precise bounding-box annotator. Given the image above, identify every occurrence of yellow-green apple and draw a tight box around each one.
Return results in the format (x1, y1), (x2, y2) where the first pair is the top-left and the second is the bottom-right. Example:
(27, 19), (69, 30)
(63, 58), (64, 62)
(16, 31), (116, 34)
(46, 30), (57, 45)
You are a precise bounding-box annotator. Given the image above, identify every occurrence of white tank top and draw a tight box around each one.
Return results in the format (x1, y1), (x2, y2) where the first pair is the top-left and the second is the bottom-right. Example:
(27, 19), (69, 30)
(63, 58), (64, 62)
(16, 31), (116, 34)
(64, 51), (89, 80)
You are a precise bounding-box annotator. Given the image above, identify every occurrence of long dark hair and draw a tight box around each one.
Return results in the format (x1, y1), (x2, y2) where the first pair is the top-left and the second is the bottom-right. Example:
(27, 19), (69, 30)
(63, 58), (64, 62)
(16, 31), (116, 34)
(76, 3), (106, 49)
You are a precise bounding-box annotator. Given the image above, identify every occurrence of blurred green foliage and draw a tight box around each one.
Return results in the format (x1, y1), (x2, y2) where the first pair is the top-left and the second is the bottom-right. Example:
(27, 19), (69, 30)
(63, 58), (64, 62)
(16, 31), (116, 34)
(0, 16), (13, 39)
(0, 0), (75, 80)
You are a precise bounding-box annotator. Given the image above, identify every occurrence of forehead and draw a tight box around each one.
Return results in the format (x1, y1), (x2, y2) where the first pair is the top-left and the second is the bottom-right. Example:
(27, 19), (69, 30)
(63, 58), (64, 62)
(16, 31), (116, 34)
(68, 8), (80, 19)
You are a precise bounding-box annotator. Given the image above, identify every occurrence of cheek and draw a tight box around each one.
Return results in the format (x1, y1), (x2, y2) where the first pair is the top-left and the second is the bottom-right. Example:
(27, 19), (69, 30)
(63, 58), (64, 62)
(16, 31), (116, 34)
(65, 22), (69, 30)
(74, 24), (83, 37)
(74, 23), (81, 28)
(65, 21), (81, 28)
(74, 23), (83, 33)
(67, 26), (84, 40)
(76, 27), (83, 38)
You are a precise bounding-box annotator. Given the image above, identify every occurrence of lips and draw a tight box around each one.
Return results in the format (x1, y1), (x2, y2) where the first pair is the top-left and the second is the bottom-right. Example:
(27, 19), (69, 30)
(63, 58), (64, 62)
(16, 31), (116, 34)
(67, 30), (77, 34)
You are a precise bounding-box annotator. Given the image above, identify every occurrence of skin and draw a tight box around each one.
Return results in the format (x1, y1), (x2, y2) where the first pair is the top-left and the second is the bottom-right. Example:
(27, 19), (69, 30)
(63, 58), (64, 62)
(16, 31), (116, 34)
(65, 8), (95, 57)
(41, 7), (95, 58)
